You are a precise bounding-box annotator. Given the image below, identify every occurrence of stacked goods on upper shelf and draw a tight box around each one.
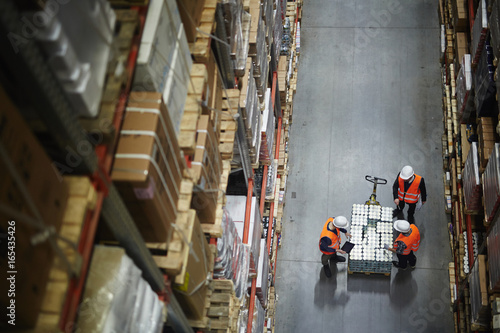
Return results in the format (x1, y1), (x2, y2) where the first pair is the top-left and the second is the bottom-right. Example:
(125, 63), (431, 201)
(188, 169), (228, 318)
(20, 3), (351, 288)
(490, 0), (500, 60)
(111, 92), (186, 243)
(488, 215), (500, 292)
(170, 211), (214, 321)
(462, 142), (482, 213)
(451, 0), (468, 32)
(34, 0), (116, 117)
(250, 295), (266, 333)
(469, 255), (490, 330)
(474, 41), (496, 118)
(478, 117), (498, 169)
(454, 32), (468, 72)
(191, 115), (223, 226)
(239, 58), (262, 165)
(0, 87), (69, 328)
(133, 0), (192, 136)
(482, 144), (500, 224)
(471, 0), (489, 65)
(226, 196), (262, 275)
(456, 54), (473, 122)
(265, 160), (278, 200)
(260, 89), (275, 165)
(255, 239), (270, 308)
(74, 246), (164, 332)
(221, 0), (251, 77)
(272, 0), (284, 66)
(249, 0), (270, 104)
(175, 0), (207, 43)
(214, 210), (251, 300)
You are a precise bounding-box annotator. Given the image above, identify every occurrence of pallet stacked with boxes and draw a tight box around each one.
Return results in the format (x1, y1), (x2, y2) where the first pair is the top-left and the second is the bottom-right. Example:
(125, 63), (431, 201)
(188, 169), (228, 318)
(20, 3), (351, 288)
(0, 0), (304, 332)
(439, 0), (500, 331)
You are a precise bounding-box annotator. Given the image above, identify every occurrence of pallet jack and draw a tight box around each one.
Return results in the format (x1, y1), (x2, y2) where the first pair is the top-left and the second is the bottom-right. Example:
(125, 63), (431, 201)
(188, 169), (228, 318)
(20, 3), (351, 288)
(364, 175), (387, 206)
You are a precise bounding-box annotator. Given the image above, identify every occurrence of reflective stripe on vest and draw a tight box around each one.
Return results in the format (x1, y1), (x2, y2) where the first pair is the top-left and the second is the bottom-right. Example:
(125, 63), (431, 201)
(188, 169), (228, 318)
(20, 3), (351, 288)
(319, 218), (341, 255)
(398, 174), (422, 204)
(393, 224), (420, 255)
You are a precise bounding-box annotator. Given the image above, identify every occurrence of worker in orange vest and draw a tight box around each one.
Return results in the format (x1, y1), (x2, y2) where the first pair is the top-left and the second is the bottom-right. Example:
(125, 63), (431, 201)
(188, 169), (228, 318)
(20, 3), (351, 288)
(384, 220), (420, 270)
(392, 165), (426, 223)
(319, 216), (351, 277)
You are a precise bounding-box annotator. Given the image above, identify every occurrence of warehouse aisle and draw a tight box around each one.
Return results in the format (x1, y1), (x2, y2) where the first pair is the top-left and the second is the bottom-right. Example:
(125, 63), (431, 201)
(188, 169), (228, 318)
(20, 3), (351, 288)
(275, 1), (454, 332)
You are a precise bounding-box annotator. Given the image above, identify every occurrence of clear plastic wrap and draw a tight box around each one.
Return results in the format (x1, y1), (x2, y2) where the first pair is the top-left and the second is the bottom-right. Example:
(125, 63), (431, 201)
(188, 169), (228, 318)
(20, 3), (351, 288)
(252, 296), (266, 333)
(255, 239), (269, 308)
(456, 54), (472, 120)
(222, 0), (250, 76)
(490, 0), (500, 59)
(487, 213), (500, 291)
(474, 40), (496, 117)
(234, 244), (251, 299)
(273, 3), (283, 66)
(265, 159), (277, 199)
(259, 88), (275, 164)
(471, 0), (488, 62)
(463, 142), (482, 212)
(76, 246), (164, 333)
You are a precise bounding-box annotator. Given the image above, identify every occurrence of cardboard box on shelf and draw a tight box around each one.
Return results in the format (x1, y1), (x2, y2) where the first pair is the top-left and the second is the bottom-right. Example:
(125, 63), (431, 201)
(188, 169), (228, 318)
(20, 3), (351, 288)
(191, 115), (222, 224)
(0, 86), (69, 328)
(112, 92), (185, 243)
(172, 212), (212, 320)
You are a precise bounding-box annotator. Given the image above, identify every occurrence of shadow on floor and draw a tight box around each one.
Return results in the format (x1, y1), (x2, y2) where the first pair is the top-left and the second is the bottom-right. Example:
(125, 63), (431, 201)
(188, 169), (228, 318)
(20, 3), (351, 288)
(346, 272), (391, 294)
(389, 269), (418, 307)
(313, 264), (350, 308)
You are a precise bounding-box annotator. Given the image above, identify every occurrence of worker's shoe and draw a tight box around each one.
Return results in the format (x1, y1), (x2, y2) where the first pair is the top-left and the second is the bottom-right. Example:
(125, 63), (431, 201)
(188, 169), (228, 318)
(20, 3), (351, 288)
(392, 261), (407, 270)
(323, 264), (332, 278)
(410, 265), (416, 269)
(407, 215), (415, 224)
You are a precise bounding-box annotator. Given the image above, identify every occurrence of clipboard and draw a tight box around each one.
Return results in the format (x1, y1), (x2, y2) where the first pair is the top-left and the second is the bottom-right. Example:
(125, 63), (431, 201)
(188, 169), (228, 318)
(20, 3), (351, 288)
(341, 241), (355, 253)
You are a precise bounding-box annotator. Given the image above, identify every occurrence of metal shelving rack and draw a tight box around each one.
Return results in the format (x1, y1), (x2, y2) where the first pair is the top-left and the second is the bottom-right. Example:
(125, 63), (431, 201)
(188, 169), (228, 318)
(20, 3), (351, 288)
(0, 1), (192, 332)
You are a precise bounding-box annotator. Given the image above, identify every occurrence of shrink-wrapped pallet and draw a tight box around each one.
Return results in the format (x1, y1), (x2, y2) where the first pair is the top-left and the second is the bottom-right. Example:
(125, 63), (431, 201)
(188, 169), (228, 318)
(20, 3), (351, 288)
(483, 144), (500, 222)
(463, 143), (482, 212)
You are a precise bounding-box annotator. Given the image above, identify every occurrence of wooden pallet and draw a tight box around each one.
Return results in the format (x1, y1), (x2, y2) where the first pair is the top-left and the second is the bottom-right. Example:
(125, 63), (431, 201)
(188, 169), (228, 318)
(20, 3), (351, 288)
(189, 0), (218, 63)
(189, 279), (241, 332)
(25, 176), (97, 332)
(179, 64), (209, 155)
(286, 2), (297, 18)
(347, 269), (391, 277)
(219, 89), (239, 160)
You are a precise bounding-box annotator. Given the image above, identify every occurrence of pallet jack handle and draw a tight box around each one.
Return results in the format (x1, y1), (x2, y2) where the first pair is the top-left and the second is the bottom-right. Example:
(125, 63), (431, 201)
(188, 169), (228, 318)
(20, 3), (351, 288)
(365, 175), (388, 185)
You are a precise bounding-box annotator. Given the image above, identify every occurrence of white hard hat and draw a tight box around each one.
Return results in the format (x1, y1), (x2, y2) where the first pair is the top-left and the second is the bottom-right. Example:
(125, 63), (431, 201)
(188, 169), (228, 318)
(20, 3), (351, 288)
(333, 216), (349, 228)
(400, 165), (414, 180)
(394, 220), (411, 233)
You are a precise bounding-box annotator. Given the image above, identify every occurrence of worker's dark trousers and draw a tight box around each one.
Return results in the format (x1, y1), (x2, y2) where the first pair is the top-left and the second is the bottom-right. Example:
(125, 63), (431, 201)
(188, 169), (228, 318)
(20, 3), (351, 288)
(396, 201), (416, 220)
(321, 253), (342, 265)
(397, 251), (416, 269)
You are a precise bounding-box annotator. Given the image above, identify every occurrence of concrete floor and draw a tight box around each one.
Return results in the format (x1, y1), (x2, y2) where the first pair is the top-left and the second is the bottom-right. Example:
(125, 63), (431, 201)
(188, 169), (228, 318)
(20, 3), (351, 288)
(275, 1), (454, 332)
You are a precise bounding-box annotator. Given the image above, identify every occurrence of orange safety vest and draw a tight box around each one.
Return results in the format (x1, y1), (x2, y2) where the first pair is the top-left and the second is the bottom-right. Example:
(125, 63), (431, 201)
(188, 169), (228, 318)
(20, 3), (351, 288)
(393, 224), (420, 255)
(398, 174), (422, 204)
(319, 218), (341, 255)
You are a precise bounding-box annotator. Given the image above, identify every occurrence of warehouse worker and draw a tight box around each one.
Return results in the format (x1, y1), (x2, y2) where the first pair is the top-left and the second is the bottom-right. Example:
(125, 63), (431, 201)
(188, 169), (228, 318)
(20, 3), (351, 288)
(384, 220), (420, 270)
(319, 216), (351, 278)
(392, 165), (427, 223)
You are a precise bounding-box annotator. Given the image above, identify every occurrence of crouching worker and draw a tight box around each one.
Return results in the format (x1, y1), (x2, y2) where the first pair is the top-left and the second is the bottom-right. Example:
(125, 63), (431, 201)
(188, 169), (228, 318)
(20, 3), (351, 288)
(319, 216), (351, 278)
